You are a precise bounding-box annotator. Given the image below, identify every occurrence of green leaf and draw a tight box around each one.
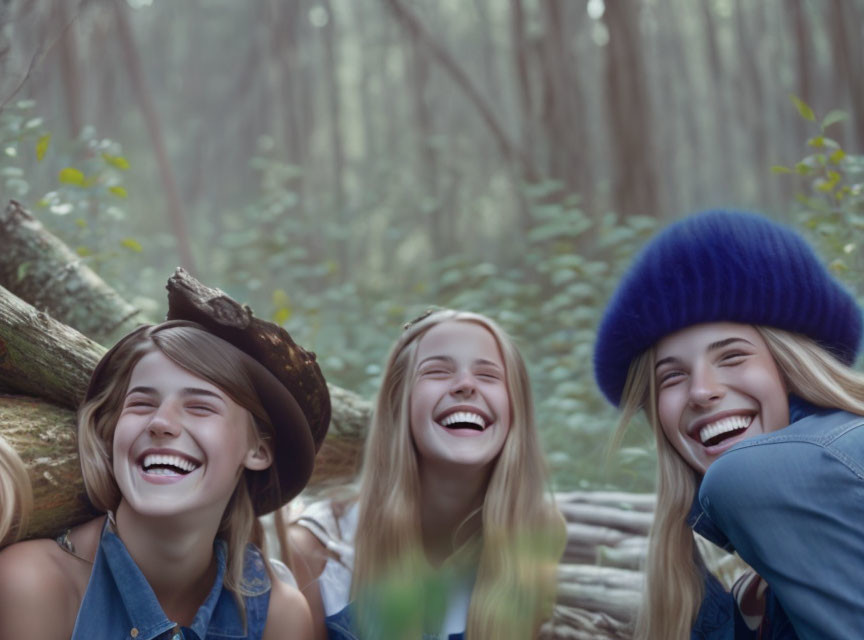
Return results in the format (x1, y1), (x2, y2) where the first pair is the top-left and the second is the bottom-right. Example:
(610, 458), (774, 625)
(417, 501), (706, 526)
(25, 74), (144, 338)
(271, 288), (291, 308)
(36, 134), (51, 162)
(76, 246), (93, 257)
(795, 162), (811, 176)
(790, 95), (815, 121)
(16, 262), (30, 282)
(807, 136), (824, 148)
(102, 153), (130, 170)
(109, 185), (128, 198)
(271, 289), (293, 324)
(815, 171), (840, 192)
(75, 218), (87, 229)
(771, 165), (794, 174)
(829, 258), (848, 273)
(58, 167), (86, 186)
(273, 307), (292, 325)
(120, 237), (143, 253)
(829, 149), (846, 164)
(821, 110), (848, 130)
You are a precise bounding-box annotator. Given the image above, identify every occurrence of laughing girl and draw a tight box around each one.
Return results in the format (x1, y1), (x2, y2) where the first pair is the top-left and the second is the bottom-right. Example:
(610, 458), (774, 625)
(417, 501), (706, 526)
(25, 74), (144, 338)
(594, 210), (864, 639)
(290, 309), (565, 639)
(0, 317), (330, 640)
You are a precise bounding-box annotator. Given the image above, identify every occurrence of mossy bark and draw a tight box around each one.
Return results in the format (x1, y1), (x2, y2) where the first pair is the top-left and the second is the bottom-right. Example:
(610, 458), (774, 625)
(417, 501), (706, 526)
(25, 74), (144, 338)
(0, 395), (98, 539)
(0, 200), (146, 345)
(0, 284), (105, 408)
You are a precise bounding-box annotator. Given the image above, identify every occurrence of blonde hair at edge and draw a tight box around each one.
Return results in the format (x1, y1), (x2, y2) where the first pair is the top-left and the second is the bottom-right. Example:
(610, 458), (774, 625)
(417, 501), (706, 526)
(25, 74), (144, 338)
(0, 436), (32, 547)
(77, 324), (278, 610)
(617, 325), (864, 640)
(352, 309), (566, 639)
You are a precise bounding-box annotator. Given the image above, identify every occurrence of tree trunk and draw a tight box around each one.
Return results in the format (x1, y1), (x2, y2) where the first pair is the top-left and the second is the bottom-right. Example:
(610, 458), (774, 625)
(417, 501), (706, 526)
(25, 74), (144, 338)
(700, 0), (734, 200)
(382, 0), (537, 181)
(320, 0), (348, 274)
(603, 0), (660, 219)
(113, 0), (197, 273)
(0, 264), (373, 540)
(1, 395), (98, 539)
(55, 0), (83, 139)
(826, 0), (864, 149)
(0, 200), (146, 345)
(0, 283), (105, 408)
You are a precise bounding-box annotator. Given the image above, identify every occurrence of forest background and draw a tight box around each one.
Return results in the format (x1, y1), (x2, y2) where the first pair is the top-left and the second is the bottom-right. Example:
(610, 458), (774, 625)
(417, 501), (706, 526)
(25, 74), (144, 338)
(1, 0), (862, 493)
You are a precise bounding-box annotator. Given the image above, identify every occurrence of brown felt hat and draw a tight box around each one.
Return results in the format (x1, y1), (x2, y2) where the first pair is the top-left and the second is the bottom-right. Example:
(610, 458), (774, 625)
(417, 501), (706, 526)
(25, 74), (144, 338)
(85, 270), (331, 515)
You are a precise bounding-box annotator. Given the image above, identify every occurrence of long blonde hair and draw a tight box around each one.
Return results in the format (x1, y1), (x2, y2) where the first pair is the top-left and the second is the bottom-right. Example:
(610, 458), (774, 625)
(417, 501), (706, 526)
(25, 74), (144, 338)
(0, 436), (32, 548)
(77, 323), (277, 605)
(617, 325), (864, 640)
(352, 310), (565, 639)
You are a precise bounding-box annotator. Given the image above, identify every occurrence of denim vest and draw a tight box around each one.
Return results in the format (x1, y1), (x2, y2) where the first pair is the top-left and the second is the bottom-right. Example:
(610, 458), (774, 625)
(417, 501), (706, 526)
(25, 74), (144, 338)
(70, 522), (271, 640)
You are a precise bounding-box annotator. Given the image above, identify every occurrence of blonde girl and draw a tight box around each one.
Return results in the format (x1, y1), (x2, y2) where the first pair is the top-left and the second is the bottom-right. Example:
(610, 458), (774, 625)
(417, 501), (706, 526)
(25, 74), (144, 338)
(0, 317), (330, 640)
(290, 309), (565, 639)
(594, 210), (864, 639)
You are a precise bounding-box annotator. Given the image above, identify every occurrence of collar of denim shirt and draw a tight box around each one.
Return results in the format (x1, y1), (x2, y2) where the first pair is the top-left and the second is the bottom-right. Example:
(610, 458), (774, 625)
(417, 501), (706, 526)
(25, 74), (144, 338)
(96, 523), (245, 640)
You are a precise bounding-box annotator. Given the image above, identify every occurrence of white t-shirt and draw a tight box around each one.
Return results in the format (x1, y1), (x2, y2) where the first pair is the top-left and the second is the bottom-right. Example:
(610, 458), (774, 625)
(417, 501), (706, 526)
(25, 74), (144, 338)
(294, 499), (473, 637)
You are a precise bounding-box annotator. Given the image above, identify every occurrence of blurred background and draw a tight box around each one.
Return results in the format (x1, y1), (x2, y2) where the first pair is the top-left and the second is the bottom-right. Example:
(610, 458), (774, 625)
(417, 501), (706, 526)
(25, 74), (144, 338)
(1, 0), (862, 491)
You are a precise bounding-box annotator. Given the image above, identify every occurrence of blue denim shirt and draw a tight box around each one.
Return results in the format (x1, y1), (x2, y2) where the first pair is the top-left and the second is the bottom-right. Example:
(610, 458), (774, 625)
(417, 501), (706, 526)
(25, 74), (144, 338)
(71, 521), (271, 640)
(689, 499), (797, 639)
(699, 408), (864, 640)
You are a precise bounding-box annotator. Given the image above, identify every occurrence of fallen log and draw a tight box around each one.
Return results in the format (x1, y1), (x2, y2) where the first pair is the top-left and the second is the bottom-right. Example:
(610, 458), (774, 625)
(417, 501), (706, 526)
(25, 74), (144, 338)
(0, 274), (373, 539)
(0, 200), (146, 345)
(0, 395), (97, 538)
(0, 283), (105, 408)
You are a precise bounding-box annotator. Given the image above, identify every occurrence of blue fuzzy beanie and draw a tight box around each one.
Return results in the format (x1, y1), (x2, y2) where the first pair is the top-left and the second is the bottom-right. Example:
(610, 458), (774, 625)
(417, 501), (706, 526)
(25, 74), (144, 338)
(593, 210), (863, 406)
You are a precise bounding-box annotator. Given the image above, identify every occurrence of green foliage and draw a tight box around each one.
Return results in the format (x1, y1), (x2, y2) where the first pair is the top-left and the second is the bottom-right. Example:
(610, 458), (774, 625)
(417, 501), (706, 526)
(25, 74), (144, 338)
(1, 102), (147, 300)
(773, 96), (864, 298)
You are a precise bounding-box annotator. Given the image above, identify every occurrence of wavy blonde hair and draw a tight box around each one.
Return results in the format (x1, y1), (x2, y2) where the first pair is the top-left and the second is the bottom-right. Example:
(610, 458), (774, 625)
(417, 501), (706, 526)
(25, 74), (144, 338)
(616, 325), (864, 640)
(77, 323), (276, 610)
(351, 309), (566, 639)
(0, 436), (32, 548)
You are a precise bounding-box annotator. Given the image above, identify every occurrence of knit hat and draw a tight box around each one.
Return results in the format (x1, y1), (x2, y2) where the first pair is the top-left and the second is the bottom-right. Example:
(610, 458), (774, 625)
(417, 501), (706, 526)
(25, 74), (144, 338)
(593, 210), (862, 406)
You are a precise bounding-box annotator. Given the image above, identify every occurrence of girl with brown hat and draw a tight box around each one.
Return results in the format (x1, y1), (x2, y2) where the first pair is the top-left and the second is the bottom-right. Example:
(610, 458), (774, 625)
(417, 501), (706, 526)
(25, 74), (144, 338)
(0, 316), (331, 640)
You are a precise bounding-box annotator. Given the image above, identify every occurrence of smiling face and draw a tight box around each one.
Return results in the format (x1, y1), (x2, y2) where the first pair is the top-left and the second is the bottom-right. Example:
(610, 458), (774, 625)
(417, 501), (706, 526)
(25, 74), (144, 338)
(409, 320), (511, 473)
(654, 322), (789, 474)
(112, 350), (272, 520)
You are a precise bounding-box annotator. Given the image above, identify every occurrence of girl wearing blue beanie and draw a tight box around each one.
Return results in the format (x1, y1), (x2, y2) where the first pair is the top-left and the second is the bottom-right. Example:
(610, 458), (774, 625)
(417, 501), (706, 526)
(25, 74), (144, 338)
(594, 210), (864, 640)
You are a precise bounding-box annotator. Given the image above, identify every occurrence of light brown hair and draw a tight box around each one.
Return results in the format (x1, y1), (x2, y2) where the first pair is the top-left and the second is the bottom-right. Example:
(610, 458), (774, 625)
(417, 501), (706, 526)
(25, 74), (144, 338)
(77, 323), (277, 604)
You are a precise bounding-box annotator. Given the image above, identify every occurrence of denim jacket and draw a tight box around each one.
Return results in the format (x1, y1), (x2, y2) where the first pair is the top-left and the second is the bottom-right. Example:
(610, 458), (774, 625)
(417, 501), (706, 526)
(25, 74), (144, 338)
(71, 521), (271, 640)
(689, 499), (797, 639)
(699, 407), (864, 640)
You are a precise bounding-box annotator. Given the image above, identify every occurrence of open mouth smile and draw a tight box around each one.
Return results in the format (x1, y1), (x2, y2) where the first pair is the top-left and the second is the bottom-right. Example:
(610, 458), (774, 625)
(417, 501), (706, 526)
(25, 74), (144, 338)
(695, 414), (754, 447)
(138, 452), (202, 477)
(436, 409), (490, 432)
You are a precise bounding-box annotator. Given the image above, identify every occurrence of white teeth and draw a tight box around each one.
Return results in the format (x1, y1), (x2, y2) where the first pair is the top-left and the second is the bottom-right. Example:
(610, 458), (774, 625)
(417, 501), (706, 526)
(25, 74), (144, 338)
(699, 415), (752, 445)
(440, 411), (487, 428)
(142, 453), (199, 474)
